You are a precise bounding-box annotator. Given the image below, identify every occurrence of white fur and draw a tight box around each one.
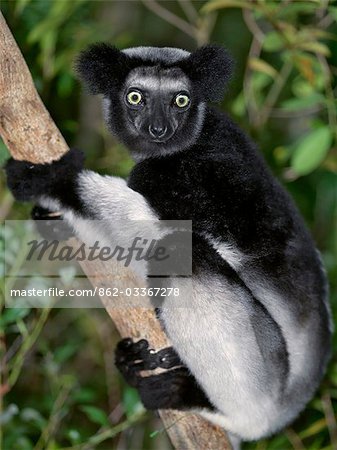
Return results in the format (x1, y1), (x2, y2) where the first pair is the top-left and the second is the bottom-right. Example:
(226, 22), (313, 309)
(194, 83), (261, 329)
(160, 275), (284, 440)
(205, 234), (246, 270)
(236, 274), (319, 388)
(122, 46), (190, 64)
(200, 233), (329, 398)
(39, 174), (161, 280)
(125, 72), (190, 93)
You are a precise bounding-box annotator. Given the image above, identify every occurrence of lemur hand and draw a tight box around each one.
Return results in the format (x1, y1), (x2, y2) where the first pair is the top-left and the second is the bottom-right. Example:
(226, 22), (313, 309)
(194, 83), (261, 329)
(5, 148), (84, 202)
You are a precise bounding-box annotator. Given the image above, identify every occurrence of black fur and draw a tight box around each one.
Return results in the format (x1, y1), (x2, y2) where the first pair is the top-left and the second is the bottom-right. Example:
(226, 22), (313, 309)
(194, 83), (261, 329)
(180, 45), (233, 101)
(75, 43), (131, 95)
(31, 205), (75, 240)
(115, 338), (183, 382)
(76, 43), (233, 102)
(76, 45), (232, 159)
(5, 148), (85, 210)
(115, 338), (213, 410)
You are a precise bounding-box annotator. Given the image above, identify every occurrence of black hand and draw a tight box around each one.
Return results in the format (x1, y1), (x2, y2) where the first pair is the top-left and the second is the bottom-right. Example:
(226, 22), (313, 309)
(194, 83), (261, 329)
(4, 148), (84, 202)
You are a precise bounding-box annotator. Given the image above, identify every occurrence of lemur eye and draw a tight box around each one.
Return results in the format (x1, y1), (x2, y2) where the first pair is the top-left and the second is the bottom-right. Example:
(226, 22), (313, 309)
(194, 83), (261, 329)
(175, 94), (190, 108)
(127, 91), (143, 105)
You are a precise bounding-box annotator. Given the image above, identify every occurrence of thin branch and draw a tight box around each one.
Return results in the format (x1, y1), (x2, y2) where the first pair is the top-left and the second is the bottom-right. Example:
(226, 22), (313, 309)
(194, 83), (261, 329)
(315, 0), (329, 21)
(321, 393), (337, 448)
(242, 8), (265, 44)
(318, 13), (335, 29)
(142, 0), (198, 41)
(243, 35), (263, 126)
(258, 59), (293, 127)
(316, 52), (337, 140)
(194, 11), (218, 46)
(269, 104), (324, 118)
(285, 428), (306, 450)
(178, 0), (199, 25)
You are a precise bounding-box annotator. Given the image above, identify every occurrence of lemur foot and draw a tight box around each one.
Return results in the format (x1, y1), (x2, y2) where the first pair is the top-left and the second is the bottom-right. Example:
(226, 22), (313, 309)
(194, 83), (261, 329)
(31, 205), (75, 240)
(115, 338), (182, 387)
(115, 338), (213, 411)
(4, 148), (84, 202)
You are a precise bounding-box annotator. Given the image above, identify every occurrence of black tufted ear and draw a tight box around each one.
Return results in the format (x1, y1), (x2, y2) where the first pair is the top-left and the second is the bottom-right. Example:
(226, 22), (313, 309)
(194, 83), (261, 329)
(75, 43), (131, 95)
(182, 45), (233, 102)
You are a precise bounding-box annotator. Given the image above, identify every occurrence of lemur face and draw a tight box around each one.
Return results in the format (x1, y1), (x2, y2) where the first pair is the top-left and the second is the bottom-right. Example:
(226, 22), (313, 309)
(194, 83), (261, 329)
(76, 44), (233, 159)
(123, 66), (192, 143)
(105, 65), (206, 158)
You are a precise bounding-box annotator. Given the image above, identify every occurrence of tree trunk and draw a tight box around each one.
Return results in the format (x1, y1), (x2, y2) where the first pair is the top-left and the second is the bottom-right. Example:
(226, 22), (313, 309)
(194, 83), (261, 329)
(0, 12), (231, 450)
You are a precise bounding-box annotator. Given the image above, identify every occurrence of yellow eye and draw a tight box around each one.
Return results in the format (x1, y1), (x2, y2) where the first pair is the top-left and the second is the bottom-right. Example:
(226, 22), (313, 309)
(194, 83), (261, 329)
(175, 94), (190, 108)
(127, 91), (142, 105)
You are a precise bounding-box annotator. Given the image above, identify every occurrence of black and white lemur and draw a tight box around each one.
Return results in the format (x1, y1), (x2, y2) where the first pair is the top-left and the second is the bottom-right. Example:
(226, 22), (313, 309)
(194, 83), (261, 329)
(5, 44), (332, 447)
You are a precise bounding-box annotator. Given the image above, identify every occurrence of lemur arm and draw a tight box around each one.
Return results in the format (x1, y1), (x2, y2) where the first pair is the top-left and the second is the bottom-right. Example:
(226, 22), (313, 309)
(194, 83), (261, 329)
(5, 149), (157, 221)
(5, 149), (170, 278)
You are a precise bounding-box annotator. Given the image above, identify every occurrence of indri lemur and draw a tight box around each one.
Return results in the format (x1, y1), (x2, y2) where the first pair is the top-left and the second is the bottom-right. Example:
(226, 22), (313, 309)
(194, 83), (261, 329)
(5, 44), (332, 446)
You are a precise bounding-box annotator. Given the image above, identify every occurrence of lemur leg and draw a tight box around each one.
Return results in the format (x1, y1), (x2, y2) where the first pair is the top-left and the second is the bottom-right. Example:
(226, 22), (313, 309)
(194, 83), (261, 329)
(115, 338), (214, 410)
(156, 235), (290, 440)
(31, 205), (75, 240)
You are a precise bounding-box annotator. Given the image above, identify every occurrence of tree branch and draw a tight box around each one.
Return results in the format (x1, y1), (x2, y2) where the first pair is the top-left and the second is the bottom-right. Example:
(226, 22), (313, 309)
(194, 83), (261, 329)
(0, 12), (231, 450)
(142, 0), (198, 41)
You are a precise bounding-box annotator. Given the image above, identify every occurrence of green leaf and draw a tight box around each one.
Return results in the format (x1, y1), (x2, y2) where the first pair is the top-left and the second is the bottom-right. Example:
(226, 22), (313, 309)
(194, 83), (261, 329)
(291, 126), (332, 175)
(297, 41), (331, 57)
(263, 31), (284, 52)
(21, 408), (47, 430)
(0, 308), (30, 327)
(328, 6), (337, 22)
(57, 72), (75, 98)
(67, 429), (82, 445)
(292, 78), (315, 98)
(280, 93), (324, 111)
(73, 387), (97, 403)
(80, 405), (109, 426)
(231, 92), (246, 117)
(0, 138), (10, 165)
(277, 2), (319, 17)
(122, 386), (142, 418)
(299, 418), (327, 438)
(0, 403), (19, 424)
(249, 57), (277, 78)
(251, 72), (273, 90)
(54, 342), (79, 364)
(14, 0), (32, 15)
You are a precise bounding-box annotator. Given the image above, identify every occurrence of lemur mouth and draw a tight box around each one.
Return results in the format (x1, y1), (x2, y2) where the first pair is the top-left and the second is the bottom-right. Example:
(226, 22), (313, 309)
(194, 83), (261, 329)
(151, 138), (169, 143)
(149, 133), (175, 144)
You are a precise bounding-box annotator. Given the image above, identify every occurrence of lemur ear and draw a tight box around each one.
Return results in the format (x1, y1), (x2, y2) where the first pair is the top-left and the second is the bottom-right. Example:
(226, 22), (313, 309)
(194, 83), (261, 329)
(75, 43), (130, 95)
(184, 45), (233, 102)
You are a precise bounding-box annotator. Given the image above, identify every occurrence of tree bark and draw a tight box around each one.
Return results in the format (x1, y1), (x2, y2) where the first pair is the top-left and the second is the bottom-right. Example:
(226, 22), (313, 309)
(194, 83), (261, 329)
(0, 12), (231, 450)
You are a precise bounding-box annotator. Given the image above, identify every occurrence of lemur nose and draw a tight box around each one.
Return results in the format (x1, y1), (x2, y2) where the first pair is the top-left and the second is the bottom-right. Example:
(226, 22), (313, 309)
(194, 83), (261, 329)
(149, 125), (167, 139)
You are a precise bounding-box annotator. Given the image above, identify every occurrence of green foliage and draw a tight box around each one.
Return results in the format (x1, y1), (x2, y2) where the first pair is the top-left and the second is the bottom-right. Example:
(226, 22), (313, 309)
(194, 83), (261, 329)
(291, 125), (332, 175)
(0, 1), (336, 449)
(79, 405), (110, 427)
